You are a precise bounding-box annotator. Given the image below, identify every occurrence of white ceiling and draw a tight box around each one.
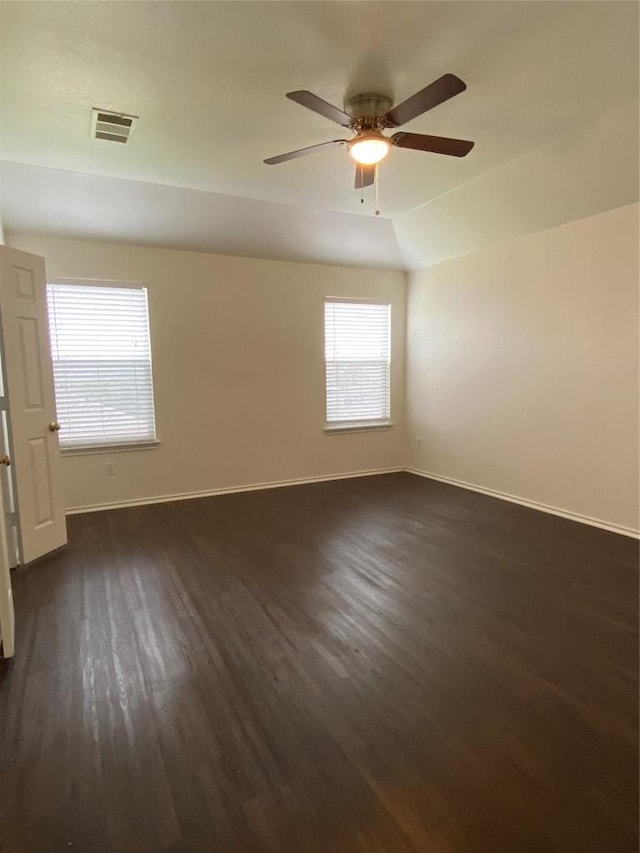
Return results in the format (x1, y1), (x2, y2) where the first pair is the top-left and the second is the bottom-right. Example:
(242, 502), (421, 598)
(0, 1), (638, 269)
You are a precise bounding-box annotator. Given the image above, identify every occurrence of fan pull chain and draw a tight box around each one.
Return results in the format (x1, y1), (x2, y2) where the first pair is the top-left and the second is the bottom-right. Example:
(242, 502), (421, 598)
(374, 165), (380, 216)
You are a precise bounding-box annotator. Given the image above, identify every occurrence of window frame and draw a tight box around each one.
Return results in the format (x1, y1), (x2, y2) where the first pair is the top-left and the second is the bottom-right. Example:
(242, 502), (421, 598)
(46, 277), (159, 454)
(323, 296), (393, 433)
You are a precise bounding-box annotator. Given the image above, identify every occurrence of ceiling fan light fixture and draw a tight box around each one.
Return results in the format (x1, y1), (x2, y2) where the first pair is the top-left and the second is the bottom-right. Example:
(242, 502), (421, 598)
(349, 134), (390, 165)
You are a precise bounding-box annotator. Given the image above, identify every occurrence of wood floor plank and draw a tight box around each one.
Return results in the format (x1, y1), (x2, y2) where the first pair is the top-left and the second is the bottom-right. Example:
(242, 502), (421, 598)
(1, 473), (637, 852)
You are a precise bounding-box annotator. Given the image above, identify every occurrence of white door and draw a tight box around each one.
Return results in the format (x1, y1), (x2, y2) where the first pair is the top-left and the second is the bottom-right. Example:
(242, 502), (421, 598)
(0, 247), (67, 564)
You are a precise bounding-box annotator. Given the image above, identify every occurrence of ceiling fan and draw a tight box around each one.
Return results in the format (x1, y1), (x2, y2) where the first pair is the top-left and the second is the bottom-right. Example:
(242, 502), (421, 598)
(264, 73), (474, 189)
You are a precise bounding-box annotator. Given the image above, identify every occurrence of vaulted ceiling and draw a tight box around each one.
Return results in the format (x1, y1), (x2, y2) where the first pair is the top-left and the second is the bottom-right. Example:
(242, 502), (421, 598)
(1, 1), (638, 269)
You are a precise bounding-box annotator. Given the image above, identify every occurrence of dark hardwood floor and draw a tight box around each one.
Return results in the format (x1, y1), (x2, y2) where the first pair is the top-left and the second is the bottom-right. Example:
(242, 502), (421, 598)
(0, 473), (637, 853)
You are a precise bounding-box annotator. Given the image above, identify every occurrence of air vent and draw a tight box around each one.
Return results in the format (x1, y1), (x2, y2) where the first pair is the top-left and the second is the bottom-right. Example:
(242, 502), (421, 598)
(91, 109), (138, 143)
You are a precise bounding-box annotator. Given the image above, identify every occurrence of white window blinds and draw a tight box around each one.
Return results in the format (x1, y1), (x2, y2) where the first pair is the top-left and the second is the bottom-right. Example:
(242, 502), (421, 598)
(46, 282), (156, 449)
(324, 299), (391, 425)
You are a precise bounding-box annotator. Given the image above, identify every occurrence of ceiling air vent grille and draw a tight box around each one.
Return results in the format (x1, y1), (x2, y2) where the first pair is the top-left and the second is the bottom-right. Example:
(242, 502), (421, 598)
(91, 109), (138, 143)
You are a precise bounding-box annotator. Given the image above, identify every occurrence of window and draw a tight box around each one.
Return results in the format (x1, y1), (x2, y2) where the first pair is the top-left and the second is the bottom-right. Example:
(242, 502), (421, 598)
(46, 281), (157, 450)
(324, 299), (391, 428)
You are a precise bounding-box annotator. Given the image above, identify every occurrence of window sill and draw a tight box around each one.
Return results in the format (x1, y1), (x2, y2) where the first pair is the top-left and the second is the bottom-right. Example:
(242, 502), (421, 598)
(324, 421), (394, 435)
(61, 440), (160, 457)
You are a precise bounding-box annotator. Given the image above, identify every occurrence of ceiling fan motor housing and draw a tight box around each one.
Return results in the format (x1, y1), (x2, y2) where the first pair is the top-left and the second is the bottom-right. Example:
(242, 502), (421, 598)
(345, 93), (393, 126)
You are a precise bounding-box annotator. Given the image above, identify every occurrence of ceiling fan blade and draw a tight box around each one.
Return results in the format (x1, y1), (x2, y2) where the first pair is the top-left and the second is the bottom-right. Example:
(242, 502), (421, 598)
(264, 139), (347, 165)
(286, 91), (353, 128)
(354, 164), (375, 190)
(383, 74), (467, 128)
(391, 132), (474, 157)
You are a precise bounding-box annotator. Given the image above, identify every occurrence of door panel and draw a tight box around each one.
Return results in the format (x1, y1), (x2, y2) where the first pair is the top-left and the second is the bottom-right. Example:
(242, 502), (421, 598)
(30, 437), (54, 526)
(0, 247), (67, 564)
(19, 316), (46, 408)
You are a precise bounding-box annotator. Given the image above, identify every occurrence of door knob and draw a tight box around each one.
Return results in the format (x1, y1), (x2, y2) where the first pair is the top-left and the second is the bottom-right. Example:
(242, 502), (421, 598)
(0, 455), (10, 466)
(49, 422), (61, 432)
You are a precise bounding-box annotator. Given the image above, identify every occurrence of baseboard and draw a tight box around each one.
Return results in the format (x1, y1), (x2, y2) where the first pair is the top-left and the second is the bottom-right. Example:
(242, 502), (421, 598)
(65, 467), (404, 515)
(406, 468), (640, 539)
(66, 465), (639, 539)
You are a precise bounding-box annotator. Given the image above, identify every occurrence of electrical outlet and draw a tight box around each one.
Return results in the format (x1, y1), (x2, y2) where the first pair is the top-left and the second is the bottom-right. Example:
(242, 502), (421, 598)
(416, 437), (422, 449)
(106, 462), (115, 477)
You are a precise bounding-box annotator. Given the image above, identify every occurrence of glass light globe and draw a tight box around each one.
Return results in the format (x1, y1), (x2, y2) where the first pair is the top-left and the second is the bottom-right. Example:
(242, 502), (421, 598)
(349, 135), (390, 165)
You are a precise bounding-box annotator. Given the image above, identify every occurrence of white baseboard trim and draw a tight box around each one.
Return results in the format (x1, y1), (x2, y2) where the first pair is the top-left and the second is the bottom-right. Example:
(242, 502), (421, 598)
(406, 468), (640, 539)
(65, 465), (639, 540)
(65, 467), (404, 515)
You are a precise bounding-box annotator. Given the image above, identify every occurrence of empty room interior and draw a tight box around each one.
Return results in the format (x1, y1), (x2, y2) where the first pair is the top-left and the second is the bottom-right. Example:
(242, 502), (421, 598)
(0, 1), (638, 851)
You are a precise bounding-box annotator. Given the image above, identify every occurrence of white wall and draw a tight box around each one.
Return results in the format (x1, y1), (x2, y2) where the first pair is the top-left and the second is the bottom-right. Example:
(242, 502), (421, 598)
(8, 206), (639, 533)
(406, 203), (639, 533)
(6, 235), (406, 511)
